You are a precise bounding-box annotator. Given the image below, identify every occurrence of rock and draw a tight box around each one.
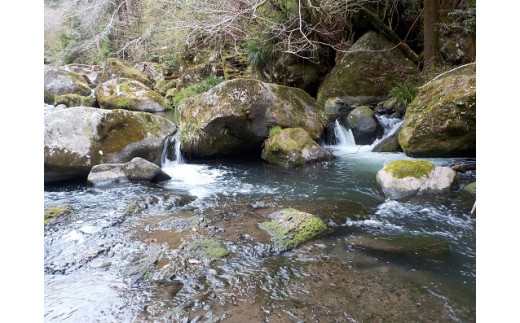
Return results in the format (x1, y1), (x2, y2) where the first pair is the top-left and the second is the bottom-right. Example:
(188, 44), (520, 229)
(44, 107), (176, 183)
(54, 94), (96, 107)
(323, 98), (355, 120)
(87, 157), (171, 185)
(259, 208), (327, 252)
(178, 78), (327, 157)
(372, 125), (403, 152)
(99, 58), (153, 88)
(352, 234), (450, 258)
(95, 78), (168, 112)
(44, 204), (73, 223)
(376, 159), (457, 199)
(181, 237), (229, 263)
(134, 62), (163, 83)
(44, 65), (91, 103)
(261, 128), (334, 167)
(374, 98), (407, 118)
(440, 37), (465, 63)
(154, 78), (177, 96)
(398, 70), (476, 157)
(175, 63), (224, 91)
(317, 31), (417, 106)
(347, 106), (383, 145)
(61, 64), (102, 87)
(463, 182), (476, 194)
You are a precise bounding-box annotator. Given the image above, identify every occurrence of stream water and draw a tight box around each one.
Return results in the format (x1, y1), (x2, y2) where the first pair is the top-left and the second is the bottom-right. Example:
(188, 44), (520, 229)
(44, 116), (476, 322)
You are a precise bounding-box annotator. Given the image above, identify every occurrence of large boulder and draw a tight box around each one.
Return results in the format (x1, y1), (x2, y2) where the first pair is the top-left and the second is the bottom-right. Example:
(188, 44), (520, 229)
(178, 79), (327, 157)
(398, 70), (476, 157)
(259, 208), (327, 252)
(44, 107), (176, 183)
(99, 58), (153, 88)
(317, 31), (417, 106)
(347, 106), (383, 145)
(95, 78), (168, 112)
(87, 157), (171, 186)
(44, 65), (91, 103)
(376, 159), (457, 199)
(261, 128), (334, 167)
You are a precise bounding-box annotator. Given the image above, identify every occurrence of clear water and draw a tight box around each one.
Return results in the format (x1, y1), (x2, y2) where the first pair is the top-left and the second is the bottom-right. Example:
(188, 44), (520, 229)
(44, 120), (476, 322)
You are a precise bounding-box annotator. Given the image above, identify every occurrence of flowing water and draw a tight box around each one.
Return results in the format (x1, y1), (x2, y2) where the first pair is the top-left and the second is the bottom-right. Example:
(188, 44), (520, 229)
(44, 116), (476, 322)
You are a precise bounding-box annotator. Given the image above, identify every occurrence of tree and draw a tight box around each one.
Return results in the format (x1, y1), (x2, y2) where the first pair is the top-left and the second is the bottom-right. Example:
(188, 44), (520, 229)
(423, 0), (440, 70)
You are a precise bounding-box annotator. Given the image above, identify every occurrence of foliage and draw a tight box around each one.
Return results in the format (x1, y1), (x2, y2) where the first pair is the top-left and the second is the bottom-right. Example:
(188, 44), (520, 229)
(438, 3), (476, 36)
(269, 126), (282, 138)
(389, 82), (418, 105)
(172, 77), (224, 107)
(244, 39), (275, 71)
(116, 99), (131, 109)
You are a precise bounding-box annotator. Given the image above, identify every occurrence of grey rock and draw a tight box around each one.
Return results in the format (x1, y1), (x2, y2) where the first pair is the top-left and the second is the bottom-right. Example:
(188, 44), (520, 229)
(87, 157), (171, 185)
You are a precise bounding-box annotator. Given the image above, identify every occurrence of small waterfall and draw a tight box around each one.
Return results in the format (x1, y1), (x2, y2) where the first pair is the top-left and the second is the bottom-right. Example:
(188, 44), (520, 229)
(161, 132), (183, 168)
(369, 115), (404, 148)
(333, 120), (357, 147)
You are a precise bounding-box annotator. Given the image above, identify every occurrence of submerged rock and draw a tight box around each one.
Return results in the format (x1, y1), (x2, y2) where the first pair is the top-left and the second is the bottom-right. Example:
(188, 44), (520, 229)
(347, 106), (383, 145)
(463, 181), (476, 194)
(261, 128), (334, 167)
(178, 78), (326, 157)
(99, 58), (153, 88)
(95, 78), (168, 112)
(352, 234), (450, 258)
(44, 65), (91, 103)
(372, 125), (403, 152)
(181, 237), (229, 263)
(399, 69), (476, 157)
(44, 204), (73, 223)
(44, 107), (176, 183)
(87, 157), (171, 185)
(376, 160), (457, 199)
(259, 208), (327, 252)
(317, 31), (417, 106)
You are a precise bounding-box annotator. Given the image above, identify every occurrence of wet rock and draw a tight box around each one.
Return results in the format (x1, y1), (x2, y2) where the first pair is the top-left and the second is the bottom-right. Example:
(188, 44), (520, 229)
(372, 125), (403, 152)
(181, 237), (229, 263)
(399, 69), (476, 157)
(44, 65), (91, 103)
(376, 160), (457, 199)
(352, 235), (450, 258)
(317, 31), (417, 106)
(261, 128), (334, 167)
(463, 181), (476, 194)
(347, 106), (383, 145)
(259, 208), (327, 252)
(99, 58), (153, 88)
(323, 98), (355, 120)
(123, 244), (164, 284)
(178, 78), (326, 157)
(95, 78), (168, 112)
(44, 204), (73, 223)
(44, 107), (176, 183)
(374, 98), (407, 118)
(87, 157), (171, 186)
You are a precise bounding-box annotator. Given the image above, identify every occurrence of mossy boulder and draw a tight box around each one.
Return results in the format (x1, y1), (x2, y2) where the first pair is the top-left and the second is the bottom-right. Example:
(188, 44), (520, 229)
(372, 125), (403, 152)
(463, 181), (476, 194)
(259, 208), (327, 252)
(100, 58), (153, 88)
(95, 78), (168, 112)
(44, 204), (73, 223)
(398, 70), (476, 157)
(347, 106), (383, 145)
(374, 98), (407, 118)
(317, 31), (417, 106)
(178, 79), (327, 157)
(261, 128), (334, 167)
(44, 107), (176, 183)
(376, 159), (457, 199)
(44, 65), (91, 104)
(62, 64), (102, 87)
(175, 63), (224, 91)
(154, 78), (177, 96)
(87, 157), (171, 186)
(54, 94), (97, 107)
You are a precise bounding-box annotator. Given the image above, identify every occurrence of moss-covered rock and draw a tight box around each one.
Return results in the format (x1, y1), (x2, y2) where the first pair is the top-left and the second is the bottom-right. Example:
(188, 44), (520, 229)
(347, 106), (383, 145)
(317, 31), (417, 106)
(376, 159), (457, 199)
(182, 237), (229, 262)
(463, 181), (476, 194)
(259, 208), (327, 252)
(374, 98), (407, 118)
(95, 78), (168, 112)
(44, 65), (91, 104)
(398, 69), (476, 157)
(54, 94), (97, 107)
(178, 78), (327, 157)
(44, 204), (73, 223)
(100, 58), (153, 88)
(372, 125), (403, 152)
(262, 128), (334, 167)
(154, 78), (177, 96)
(44, 107), (176, 183)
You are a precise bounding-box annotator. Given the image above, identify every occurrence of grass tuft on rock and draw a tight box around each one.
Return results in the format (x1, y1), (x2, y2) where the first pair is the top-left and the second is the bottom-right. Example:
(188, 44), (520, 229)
(383, 159), (435, 179)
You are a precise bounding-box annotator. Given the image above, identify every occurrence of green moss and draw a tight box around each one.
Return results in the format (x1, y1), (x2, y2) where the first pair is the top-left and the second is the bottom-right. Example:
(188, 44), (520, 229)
(171, 76), (223, 107)
(259, 208), (327, 251)
(44, 205), (73, 223)
(116, 99), (131, 109)
(269, 126), (282, 138)
(348, 106), (373, 126)
(184, 237), (229, 261)
(463, 181), (476, 193)
(102, 58), (152, 87)
(154, 78), (177, 96)
(383, 160), (435, 179)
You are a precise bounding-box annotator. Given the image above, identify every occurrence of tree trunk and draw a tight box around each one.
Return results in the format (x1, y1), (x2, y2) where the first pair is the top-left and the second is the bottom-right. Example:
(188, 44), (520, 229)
(423, 0), (440, 70)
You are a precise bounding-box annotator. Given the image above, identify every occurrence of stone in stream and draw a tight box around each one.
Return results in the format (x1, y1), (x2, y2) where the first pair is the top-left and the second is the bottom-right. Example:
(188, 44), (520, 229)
(261, 128), (334, 167)
(95, 78), (168, 112)
(259, 208), (327, 252)
(376, 159), (457, 199)
(372, 125), (403, 152)
(44, 204), (74, 223)
(44, 65), (91, 104)
(351, 234), (450, 258)
(347, 106), (383, 145)
(178, 78), (327, 157)
(181, 237), (229, 264)
(87, 157), (171, 186)
(463, 181), (476, 194)
(44, 107), (176, 183)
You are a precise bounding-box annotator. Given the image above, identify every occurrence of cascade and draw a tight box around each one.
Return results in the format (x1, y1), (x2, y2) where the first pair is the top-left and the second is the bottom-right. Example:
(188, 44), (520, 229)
(161, 131), (183, 168)
(333, 120), (356, 147)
